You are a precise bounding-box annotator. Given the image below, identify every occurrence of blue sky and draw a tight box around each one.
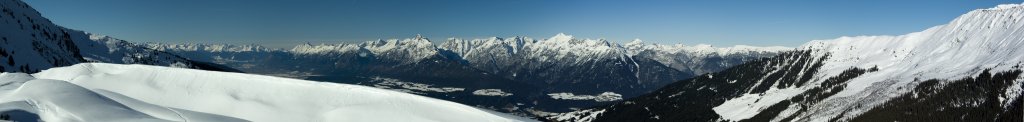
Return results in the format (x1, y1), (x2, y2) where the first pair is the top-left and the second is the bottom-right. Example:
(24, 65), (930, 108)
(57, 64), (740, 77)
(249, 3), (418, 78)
(24, 0), (1023, 48)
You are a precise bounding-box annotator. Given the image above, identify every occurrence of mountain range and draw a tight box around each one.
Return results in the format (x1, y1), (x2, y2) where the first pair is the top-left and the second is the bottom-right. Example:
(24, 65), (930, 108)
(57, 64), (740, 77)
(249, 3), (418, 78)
(0, 0), (788, 117)
(145, 33), (788, 113)
(549, 3), (1024, 122)
(1, 0), (1021, 121)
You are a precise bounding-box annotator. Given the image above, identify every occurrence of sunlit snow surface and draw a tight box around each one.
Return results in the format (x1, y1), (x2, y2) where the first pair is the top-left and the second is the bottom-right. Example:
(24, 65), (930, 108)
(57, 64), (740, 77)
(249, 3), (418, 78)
(0, 63), (535, 122)
(368, 76), (466, 94)
(713, 3), (1024, 121)
(547, 92), (624, 102)
(473, 89), (514, 97)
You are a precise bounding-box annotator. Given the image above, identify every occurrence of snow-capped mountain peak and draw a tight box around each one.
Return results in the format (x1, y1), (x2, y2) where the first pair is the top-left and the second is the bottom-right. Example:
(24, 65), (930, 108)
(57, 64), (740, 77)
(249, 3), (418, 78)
(986, 2), (1023, 11)
(798, 1), (1024, 81)
(552, 3), (1024, 122)
(720, 3), (1024, 121)
(285, 35), (441, 64)
(146, 33), (791, 114)
(625, 38), (644, 46)
(546, 33), (576, 43)
(146, 42), (279, 53)
(289, 43), (362, 54)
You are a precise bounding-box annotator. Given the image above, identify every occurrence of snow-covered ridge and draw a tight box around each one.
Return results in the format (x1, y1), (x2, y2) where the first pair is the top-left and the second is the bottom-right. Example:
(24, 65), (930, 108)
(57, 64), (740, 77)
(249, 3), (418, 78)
(798, 1), (1024, 83)
(146, 42), (279, 53)
(624, 39), (791, 56)
(287, 36), (439, 63)
(0, 0), (218, 73)
(149, 33), (791, 66)
(438, 33), (629, 65)
(290, 43), (362, 54)
(984, 2), (1023, 11)
(548, 3), (1024, 122)
(0, 0), (84, 72)
(0, 73), (247, 122)
(433, 33), (793, 74)
(440, 33), (791, 61)
(70, 32), (212, 69)
(1, 63), (534, 122)
(714, 2), (1024, 121)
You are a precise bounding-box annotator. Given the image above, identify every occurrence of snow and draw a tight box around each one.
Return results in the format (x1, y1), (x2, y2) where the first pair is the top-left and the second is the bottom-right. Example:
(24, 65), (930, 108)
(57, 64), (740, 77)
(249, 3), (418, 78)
(545, 33), (576, 44)
(435, 34), (790, 75)
(360, 38), (437, 62)
(147, 43), (278, 53)
(1, 63), (535, 122)
(288, 43), (361, 54)
(0, 73), (245, 122)
(622, 39), (792, 73)
(0, 0), (214, 73)
(713, 3), (1024, 121)
(147, 32), (789, 77)
(548, 108), (606, 122)
(0, 0), (84, 73)
(985, 3), (1024, 10)
(263, 71), (320, 79)
(547, 92), (623, 102)
(285, 37), (439, 64)
(168, 62), (189, 68)
(441, 33), (789, 65)
(622, 39), (792, 57)
(712, 88), (805, 121)
(1005, 73), (1024, 109)
(74, 33), (205, 68)
(473, 89), (514, 97)
(368, 76), (465, 94)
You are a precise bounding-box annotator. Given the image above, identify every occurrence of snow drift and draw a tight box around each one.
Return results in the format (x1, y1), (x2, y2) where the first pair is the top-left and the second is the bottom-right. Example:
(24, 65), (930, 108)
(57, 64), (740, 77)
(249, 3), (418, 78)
(0, 63), (534, 122)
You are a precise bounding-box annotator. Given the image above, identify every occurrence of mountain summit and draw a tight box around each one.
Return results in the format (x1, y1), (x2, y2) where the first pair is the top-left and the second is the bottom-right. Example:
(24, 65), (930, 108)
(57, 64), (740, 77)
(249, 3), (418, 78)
(551, 3), (1024, 122)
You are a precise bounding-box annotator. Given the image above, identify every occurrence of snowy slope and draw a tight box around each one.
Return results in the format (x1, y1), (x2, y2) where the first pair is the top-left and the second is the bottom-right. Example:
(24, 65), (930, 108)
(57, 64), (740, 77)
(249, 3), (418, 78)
(552, 3), (1024, 122)
(0, 73), (245, 122)
(0, 0), (84, 73)
(767, 3), (1024, 121)
(0, 63), (535, 122)
(0, 0), (231, 73)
